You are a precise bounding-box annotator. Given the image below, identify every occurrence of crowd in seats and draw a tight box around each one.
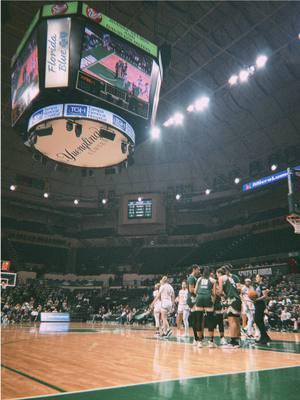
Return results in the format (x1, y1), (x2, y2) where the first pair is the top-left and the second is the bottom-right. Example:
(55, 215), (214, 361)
(1, 269), (299, 332)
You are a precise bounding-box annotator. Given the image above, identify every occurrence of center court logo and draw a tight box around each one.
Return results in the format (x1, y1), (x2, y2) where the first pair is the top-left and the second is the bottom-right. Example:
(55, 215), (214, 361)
(51, 3), (68, 16)
(86, 7), (102, 23)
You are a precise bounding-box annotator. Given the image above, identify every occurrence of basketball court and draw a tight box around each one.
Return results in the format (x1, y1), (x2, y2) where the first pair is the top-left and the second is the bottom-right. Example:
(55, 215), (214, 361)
(81, 41), (151, 102)
(1, 323), (299, 400)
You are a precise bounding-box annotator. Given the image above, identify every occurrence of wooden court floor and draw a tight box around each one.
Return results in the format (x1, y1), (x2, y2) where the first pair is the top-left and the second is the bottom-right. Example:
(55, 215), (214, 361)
(1, 323), (300, 400)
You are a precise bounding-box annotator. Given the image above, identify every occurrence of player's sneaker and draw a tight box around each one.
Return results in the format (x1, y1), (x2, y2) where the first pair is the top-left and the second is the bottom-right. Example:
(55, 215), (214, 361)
(222, 342), (240, 349)
(197, 340), (203, 348)
(165, 329), (172, 338)
(193, 339), (198, 346)
(208, 341), (217, 348)
(220, 337), (227, 346)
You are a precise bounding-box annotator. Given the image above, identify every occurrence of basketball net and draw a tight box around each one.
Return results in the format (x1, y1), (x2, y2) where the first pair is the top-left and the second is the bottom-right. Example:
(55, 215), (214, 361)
(286, 214), (300, 234)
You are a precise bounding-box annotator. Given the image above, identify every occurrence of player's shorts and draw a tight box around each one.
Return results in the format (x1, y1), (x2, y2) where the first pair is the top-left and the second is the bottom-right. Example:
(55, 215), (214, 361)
(195, 295), (214, 312)
(226, 297), (242, 316)
(178, 304), (189, 313)
(161, 299), (172, 313)
(154, 303), (161, 313)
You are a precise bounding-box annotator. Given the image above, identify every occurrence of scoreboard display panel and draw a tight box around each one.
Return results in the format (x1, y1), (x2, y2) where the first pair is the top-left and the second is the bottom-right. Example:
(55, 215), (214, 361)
(128, 199), (152, 219)
(78, 25), (156, 119)
(11, 32), (39, 125)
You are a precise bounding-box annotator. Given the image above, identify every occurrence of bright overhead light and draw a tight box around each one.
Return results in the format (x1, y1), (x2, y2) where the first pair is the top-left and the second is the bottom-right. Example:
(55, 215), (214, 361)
(163, 117), (174, 127)
(175, 194), (181, 200)
(239, 69), (250, 83)
(195, 96), (210, 111)
(205, 189), (211, 195)
(74, 199), (79, 205)
(43, 192), (49, 198)
(102, 198), (107, 205)
(271, 164), (278, 171)
(138, 197), (142, 202)
(234, 178), (240, 184)
(248, 65), (256, 75)
(256, 55), (268, 69)
(150, 126), (161, 139)
(173, 112), (184, 125)
(228, 75), (238, 86)
(187, 104), (195, 112)
(10, 185), (16, 191)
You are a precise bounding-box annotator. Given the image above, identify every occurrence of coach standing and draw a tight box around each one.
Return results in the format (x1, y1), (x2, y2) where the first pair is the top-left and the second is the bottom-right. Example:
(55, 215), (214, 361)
(254, 274), (272, 345)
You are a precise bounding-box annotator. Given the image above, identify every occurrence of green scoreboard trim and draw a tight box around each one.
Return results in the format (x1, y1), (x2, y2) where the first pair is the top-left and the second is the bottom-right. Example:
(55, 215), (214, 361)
(12, 1), (158, 66)
(81, 3), (158, 58)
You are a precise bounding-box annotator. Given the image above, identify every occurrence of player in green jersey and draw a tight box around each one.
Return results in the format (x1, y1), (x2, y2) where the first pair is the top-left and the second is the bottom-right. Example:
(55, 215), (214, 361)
(217, 266), (241, 348)
(194, 266), (217, 348)
(187, 264), (201, 345)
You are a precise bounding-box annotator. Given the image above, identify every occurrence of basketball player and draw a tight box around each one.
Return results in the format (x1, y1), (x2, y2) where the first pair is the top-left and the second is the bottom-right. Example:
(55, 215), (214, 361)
(187, 264), (201, 345)
(214, 281), (227, 345)
(254, 274), (271, 345)
(151, 276), (175, 338)
(194, 266), (216, 347)
(176, 281), (190, 337)
(217, 266), (241, 348)
(152, 283), (161, 336)
(241, 278), (255, 338)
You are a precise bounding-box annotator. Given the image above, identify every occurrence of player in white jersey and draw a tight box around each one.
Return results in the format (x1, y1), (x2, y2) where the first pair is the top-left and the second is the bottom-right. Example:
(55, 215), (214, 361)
(151, 276), (175, 338)
(176, 281), (190, 337)
(241, 278), (255, 337)
(152, 283), (161, 336)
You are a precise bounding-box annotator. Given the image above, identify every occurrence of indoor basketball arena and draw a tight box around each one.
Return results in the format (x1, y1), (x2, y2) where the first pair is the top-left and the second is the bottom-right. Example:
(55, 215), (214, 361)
(1, 1), (300, 399)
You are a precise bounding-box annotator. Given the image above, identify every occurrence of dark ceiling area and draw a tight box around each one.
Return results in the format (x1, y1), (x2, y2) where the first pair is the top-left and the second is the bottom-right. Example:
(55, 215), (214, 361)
(1, 1), (300, 201)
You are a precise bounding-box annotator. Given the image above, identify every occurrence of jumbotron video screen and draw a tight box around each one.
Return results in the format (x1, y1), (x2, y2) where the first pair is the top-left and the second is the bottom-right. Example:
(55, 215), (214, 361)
(11, 32), (39, 125)
(80, 26), (153, 118)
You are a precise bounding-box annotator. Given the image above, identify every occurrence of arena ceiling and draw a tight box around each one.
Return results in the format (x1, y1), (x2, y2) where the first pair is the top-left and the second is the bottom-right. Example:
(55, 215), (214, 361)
(2, 1), (300, 202)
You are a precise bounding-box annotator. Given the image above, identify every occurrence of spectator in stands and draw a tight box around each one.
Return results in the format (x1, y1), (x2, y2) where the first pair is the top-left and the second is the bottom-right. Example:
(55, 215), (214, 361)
(280, 307), (292, 331)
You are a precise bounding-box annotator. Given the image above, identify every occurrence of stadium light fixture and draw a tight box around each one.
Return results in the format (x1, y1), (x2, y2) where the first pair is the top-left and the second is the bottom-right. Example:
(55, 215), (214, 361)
(187, 104), (195, 112)
(248, 65), (256, 75)
(195, 96), (210, 111)
(43, 192), (49, 198)
(138, 196), (142, 202)
(102, 198), (107, 205)
(228, 75), (238, 86)
(163, 117), (174, 127)
(74, 199), (79, 205)
(205, 189), (211, 195)
(175, 194), (181, 200)
(150, 127), (161, 140)
(173, 112), (184, 125)
(10, 185), (16, 191)
(271, 164), (278, 171)
(239, 69), (249, 83)
(256, 55), (268, 69)
(234, 178), (240, 184)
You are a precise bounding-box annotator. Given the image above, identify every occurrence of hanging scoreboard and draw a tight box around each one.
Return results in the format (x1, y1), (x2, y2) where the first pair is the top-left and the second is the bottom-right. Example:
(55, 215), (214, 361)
(128, 199), (152, 219)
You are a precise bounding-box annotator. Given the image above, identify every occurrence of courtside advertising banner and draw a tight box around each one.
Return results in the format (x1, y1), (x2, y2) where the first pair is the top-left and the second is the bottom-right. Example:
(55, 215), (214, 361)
(45, 18), (71, 88)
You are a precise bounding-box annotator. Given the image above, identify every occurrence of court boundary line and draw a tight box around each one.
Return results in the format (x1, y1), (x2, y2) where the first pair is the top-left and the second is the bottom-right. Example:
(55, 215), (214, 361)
(1, 364), (66, 393)
(15, 364), (300, 400)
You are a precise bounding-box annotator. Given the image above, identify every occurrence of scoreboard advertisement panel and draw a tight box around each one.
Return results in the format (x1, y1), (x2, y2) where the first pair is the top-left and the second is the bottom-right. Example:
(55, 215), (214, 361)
(128, 199), (152, 219)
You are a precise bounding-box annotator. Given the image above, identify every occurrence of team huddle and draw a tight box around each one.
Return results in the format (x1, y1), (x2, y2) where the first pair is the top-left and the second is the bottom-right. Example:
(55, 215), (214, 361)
(150, 264), (271, 348)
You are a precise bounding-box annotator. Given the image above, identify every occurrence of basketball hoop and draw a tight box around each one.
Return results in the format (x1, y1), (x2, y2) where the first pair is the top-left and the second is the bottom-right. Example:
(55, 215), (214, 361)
(287, 214), (300, 234)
